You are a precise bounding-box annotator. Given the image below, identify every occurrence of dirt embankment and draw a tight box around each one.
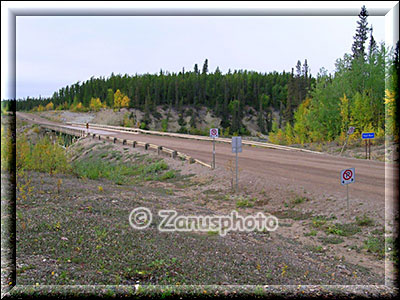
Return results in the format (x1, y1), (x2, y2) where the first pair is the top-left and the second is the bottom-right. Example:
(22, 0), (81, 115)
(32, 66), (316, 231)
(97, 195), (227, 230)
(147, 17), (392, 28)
(33, 106), (266, 136)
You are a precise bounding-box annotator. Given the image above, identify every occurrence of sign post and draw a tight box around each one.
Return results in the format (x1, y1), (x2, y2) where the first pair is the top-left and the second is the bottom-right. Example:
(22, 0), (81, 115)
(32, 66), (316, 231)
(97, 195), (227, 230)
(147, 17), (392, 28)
(232, 136), (242, 192)
(341, 168), (355, 219)
(361, 132), (375, 160)
(340, 126), (355, 156)
(209, 128), (219, 169)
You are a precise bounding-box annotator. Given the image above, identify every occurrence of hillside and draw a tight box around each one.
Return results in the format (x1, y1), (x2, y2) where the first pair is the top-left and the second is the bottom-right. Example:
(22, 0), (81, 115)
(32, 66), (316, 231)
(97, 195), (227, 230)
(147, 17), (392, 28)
(34, 106), (281, 138)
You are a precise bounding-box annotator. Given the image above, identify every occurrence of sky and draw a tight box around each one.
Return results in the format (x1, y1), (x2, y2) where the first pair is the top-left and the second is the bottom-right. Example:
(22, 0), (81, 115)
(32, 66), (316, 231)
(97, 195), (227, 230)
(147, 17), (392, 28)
(15, 14), (387, 99)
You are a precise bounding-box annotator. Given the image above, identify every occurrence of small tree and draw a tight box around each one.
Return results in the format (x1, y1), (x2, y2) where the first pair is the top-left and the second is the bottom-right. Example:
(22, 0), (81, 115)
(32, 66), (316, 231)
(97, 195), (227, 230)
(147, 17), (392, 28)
(89, 97), (102, 111)
(45, 102), (54, 111)
(121, 95), (130, 108)
(114, 89), (123, 110)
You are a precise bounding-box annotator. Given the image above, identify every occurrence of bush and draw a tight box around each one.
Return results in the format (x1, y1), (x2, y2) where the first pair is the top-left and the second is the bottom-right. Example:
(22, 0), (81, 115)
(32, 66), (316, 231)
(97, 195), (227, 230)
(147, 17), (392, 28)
(17, 134), (71, 175)
(1, 125), (13, 171)
(161, 118), (168, 132)
(139, 122), (149, 130)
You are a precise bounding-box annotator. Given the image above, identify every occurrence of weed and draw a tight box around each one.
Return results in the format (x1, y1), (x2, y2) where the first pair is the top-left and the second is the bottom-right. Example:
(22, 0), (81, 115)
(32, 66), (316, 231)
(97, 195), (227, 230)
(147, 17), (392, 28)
(364, 235), (385, 258)
(306, 245), (326, 253)
(292, 196), (308, 205)
(311, 216), (327, 228)
(355, 214), (374, 226)
(318, 236), (344, 244)
(207, 230), (219, 236)
(17, 264), (35, 275)
(325, 223), (361, 237)
(236, 197), (254, 208)
(275, 209), (313, 221)
(304, 230), (317, 237)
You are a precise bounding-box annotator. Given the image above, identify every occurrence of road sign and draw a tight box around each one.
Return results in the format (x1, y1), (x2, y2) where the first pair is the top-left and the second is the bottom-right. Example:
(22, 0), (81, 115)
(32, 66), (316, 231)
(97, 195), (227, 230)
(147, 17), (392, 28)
(210, 128), (219, 138)
(232, 136), (242, 153)
(361, 132), (375, 139)
(341, 168), (355, 185)
(347, 126), (355, 135)
(210, 128), (218, 169)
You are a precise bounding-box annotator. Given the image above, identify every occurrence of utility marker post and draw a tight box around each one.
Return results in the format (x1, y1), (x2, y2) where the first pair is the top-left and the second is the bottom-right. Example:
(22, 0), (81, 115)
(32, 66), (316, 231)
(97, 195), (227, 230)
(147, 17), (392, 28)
(210, 128), (219, 169)
(232, 136), (242, 192)
(341, 168), (355, 220)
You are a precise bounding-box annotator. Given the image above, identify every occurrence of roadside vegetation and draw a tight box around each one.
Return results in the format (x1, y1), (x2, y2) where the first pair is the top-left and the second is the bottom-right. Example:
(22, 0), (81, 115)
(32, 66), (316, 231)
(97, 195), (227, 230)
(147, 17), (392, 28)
(15, 129), (178, 185)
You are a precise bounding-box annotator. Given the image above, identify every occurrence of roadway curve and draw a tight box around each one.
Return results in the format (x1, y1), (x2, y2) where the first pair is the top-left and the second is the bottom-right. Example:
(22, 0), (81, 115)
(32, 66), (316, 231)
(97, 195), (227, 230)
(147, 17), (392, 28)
(17, 112), (397, 210)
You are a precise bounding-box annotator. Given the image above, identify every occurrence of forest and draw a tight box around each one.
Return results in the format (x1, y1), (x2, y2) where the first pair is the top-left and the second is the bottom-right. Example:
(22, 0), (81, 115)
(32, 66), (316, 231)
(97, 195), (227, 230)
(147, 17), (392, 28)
(11, 61), (313, 135)
(4, 6), (399, 143)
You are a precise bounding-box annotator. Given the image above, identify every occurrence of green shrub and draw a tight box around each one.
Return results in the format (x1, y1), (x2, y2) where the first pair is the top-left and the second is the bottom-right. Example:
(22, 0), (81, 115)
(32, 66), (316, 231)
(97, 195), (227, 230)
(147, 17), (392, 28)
(17, 134), (71, 174)
(161, 119), (168, 132)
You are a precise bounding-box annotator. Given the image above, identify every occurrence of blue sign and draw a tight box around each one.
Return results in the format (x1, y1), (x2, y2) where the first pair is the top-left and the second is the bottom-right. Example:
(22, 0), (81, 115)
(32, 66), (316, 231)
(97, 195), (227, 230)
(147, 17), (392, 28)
(362, 132), (375, 139)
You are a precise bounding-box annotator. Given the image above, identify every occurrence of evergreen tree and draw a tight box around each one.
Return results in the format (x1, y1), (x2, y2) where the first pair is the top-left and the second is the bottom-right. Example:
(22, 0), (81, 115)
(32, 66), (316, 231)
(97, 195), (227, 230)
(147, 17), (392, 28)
(351, 5), (369, 60)
(106, 89), (114, 108)
(189, 110), (196, 128)
(257, 95), (266, 133)
(368, 25), (377, 58)
(285, 68), (295, 123)
(202, 59), (209, 75)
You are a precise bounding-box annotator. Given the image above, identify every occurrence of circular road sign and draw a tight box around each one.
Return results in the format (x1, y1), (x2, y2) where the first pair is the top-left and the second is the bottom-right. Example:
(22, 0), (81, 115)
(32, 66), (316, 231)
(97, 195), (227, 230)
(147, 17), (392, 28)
(341, 168), (355, 185)
(210, 128), (218, 138)
(343, 169), (353, 181)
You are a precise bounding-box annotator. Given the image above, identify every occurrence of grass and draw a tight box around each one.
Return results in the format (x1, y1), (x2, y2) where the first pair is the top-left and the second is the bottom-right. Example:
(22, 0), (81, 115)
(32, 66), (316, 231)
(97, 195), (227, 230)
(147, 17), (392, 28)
(305, 245), (326, 253)
(72, 158), (175, 185)
(318, 236), (344, 244)
(304, 230), (317, 237)
(274, 209), (313, 221)
(324, 223), (361, 237)
(291, 196), (308, 205)
(311, 216), (328, 228)
(236, 197), (254, 208)
(355, 214), (375, 226)
(364, 235), (385, 258)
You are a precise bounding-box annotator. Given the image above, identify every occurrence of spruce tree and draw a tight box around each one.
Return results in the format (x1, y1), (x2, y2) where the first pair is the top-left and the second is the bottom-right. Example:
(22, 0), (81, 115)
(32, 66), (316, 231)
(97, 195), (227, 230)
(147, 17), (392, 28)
(351, 5), (369, 60)
(368, 25), (377, 57)
(202, 59), (209, 75)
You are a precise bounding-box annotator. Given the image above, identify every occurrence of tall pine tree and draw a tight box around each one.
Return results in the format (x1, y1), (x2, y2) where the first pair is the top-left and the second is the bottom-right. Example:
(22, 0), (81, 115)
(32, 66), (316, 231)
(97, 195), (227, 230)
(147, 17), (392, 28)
(351, 5), (369, 60)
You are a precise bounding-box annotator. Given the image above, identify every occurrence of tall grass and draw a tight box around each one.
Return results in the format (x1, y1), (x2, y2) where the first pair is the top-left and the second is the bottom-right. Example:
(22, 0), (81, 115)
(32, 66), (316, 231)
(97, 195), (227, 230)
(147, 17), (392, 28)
(72, 158), (174, 184)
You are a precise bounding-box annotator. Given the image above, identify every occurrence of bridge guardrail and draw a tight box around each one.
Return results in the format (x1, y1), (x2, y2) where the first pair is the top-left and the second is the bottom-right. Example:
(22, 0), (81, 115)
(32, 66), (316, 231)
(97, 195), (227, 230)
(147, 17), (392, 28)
(69, 122), (322, 154)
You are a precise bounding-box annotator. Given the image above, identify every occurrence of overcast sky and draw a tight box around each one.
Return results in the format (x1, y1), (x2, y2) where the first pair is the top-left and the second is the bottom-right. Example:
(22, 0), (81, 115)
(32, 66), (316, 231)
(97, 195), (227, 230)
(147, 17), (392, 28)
(15, 14), (386, 99)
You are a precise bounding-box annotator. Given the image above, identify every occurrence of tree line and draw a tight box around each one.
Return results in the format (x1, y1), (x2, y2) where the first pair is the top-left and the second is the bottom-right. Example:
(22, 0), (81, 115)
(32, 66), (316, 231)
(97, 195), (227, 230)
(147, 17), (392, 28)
(10, 58), (313, 135)
(269, 5), (398, 144)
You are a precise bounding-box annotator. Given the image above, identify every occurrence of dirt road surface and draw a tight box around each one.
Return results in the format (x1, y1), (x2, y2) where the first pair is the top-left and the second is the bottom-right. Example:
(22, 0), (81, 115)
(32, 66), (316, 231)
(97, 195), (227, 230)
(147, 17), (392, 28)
(17, 112), (397, 222)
